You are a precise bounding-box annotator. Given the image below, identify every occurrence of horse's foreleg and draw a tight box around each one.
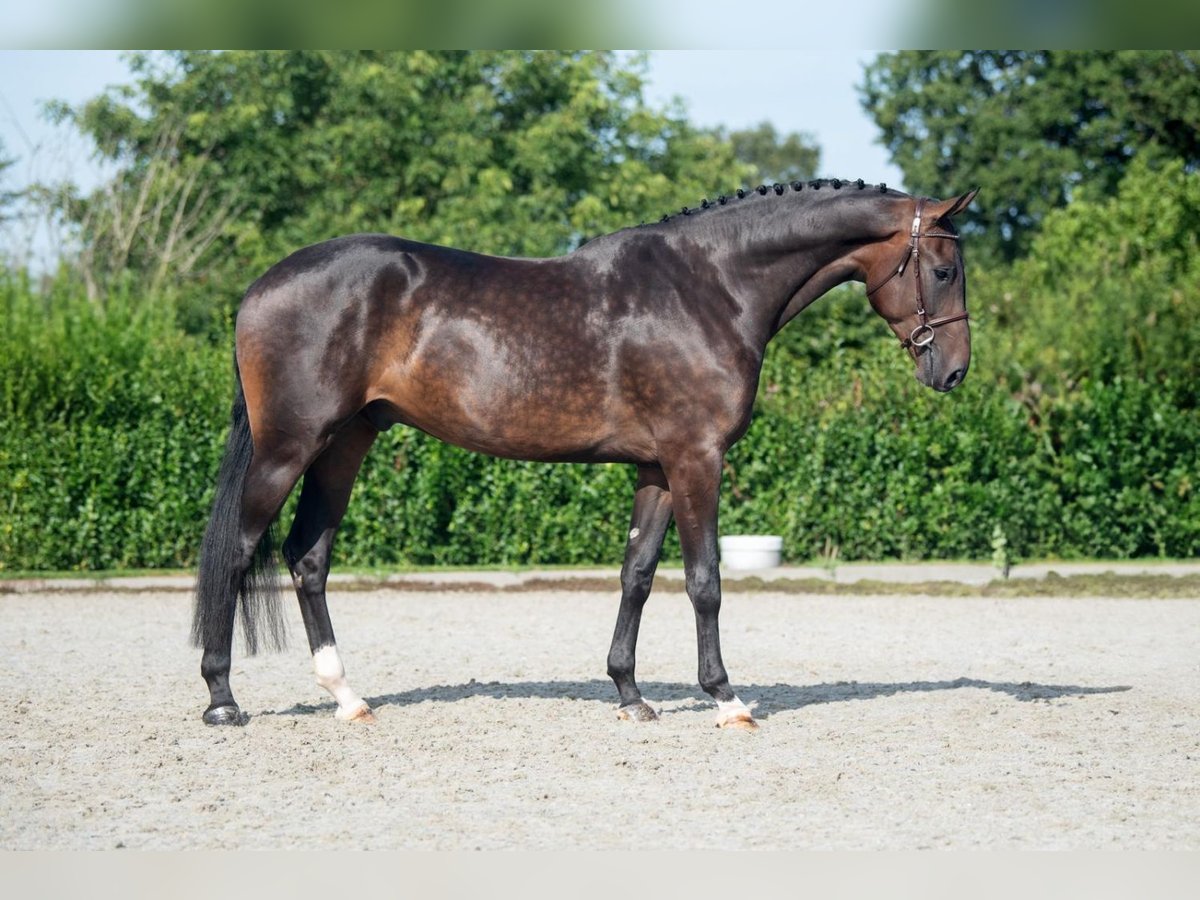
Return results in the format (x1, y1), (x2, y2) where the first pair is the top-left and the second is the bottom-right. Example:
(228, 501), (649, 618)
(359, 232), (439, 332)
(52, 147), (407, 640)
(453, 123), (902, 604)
(663, 448), (757, 730)
(608, 464), (673, 722)
(282, 415), (379, 723)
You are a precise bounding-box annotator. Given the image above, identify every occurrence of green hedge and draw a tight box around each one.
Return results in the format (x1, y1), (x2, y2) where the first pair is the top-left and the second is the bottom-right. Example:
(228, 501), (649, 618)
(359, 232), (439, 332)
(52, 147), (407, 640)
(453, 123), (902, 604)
(3, 284), (1195, 572)
(1, 277), (230, 569)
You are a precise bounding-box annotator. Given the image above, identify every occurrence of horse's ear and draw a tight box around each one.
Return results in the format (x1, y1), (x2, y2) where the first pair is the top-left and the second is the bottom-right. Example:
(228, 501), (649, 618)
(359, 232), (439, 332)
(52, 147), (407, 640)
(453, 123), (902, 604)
(930, 188), (979, 222)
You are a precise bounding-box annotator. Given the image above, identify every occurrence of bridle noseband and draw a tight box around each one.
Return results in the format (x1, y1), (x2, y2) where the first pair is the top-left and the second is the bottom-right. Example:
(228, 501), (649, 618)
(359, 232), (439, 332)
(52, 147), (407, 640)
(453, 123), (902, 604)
(865, 197), (968, 350)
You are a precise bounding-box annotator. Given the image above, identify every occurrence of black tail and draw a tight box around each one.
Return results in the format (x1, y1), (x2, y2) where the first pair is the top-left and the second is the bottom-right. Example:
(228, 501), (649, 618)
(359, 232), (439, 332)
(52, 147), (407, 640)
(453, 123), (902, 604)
(190, 369), (287, 655)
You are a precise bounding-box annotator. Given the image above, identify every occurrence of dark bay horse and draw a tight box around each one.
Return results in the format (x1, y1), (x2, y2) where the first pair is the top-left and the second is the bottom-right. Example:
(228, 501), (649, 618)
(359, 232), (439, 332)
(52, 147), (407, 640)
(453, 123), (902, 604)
(192, 179), (978, 729)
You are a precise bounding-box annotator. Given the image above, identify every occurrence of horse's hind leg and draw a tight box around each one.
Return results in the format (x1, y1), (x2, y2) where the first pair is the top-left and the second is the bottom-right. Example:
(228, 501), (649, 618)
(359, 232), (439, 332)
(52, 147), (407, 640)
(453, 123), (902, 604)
(200, 438), (319, 725)
(608, 464), (672, 722)
(281, 414), (378, 723)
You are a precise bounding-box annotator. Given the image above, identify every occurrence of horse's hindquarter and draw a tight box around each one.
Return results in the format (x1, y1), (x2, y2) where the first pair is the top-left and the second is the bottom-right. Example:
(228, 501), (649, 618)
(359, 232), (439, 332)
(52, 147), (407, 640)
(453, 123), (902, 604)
(238, 233), (761, 464)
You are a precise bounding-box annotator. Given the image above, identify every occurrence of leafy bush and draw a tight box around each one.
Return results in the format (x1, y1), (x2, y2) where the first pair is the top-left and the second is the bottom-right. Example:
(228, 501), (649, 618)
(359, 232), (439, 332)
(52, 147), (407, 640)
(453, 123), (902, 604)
(0, 275), (230, 570)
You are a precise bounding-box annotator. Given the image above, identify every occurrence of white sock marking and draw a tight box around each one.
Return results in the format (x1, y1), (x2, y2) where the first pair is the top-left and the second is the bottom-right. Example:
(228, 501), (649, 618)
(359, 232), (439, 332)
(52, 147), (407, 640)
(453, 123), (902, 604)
(716, 696), (753, 724)
(312, 645), (369, 719)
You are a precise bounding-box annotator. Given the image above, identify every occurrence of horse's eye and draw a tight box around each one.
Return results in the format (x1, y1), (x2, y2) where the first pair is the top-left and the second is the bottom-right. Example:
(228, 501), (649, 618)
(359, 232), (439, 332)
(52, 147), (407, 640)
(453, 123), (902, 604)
(934, 266), (953, 282)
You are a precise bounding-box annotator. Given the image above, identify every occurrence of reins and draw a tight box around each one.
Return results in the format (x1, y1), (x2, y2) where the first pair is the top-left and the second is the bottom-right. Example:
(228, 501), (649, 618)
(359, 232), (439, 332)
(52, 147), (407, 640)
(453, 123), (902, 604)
(865, 197), (968, 350)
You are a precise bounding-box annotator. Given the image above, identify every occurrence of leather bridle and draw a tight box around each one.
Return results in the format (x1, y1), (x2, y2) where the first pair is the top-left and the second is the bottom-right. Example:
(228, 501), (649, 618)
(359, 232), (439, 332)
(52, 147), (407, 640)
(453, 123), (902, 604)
(866, 197), (968, 351)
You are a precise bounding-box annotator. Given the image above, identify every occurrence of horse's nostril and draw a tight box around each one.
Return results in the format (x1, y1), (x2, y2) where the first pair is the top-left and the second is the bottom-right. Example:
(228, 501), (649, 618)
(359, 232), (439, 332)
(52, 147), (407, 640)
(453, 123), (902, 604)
(944, 367), (965, 390)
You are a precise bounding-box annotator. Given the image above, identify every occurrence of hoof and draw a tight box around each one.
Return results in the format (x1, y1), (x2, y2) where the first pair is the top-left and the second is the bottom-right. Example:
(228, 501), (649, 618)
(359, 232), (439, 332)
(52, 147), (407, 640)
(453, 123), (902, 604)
(717, 713), (760, 731)
(203, 704), (249, 727)
(337, 703), (376, 724)
(617, 702), (659, 723)
(715, 697), (758, 731)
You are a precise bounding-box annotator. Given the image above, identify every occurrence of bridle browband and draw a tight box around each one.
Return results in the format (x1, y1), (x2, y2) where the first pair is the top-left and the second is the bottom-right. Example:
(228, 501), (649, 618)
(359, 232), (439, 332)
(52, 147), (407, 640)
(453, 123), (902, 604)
(865, 197), (968, 350)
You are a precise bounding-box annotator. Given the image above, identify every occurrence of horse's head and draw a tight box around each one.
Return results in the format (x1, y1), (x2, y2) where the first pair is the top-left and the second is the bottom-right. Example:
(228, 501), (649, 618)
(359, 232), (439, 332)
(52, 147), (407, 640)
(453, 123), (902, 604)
(864, 189), (979, 392)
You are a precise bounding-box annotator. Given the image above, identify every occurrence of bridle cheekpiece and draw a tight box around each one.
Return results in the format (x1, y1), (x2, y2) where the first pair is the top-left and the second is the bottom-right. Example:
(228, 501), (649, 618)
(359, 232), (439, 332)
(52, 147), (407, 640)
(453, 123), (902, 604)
(865, 198), (968, 351)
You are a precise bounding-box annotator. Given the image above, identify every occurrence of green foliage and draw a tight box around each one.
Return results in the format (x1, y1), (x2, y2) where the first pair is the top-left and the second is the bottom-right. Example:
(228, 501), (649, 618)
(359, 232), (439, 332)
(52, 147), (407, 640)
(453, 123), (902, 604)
(860, 51), (1200, 264)
(991, 155), (1200, 398)
(0, 274), (231, 569)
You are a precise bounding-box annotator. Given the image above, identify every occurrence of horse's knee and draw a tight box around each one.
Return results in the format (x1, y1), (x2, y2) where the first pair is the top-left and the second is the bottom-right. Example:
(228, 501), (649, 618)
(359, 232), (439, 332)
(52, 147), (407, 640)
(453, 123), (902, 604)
(686, 566), (721, 617)
(620, 557), (656, 603)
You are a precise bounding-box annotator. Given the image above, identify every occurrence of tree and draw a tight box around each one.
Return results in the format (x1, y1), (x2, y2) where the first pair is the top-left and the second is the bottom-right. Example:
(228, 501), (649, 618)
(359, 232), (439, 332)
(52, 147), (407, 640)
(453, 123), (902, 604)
(990, 153), (1200, 396)
(52, 123), (245, 303)
(860, 51), (1200, 263)
(720, 121), (820, 186)
(53, 51), (755, 331)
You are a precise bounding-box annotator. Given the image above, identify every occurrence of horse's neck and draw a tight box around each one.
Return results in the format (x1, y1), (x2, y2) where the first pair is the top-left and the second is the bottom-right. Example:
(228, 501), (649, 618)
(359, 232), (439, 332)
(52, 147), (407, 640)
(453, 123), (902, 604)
(766, 257), (863, 336)
(707, 195), (904, 341)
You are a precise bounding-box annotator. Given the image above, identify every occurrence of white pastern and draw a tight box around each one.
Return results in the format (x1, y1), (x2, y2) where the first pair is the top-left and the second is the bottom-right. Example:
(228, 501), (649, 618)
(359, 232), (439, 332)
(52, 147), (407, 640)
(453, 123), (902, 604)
(715, 695), (755, 726)
(312, 644), (370, 720)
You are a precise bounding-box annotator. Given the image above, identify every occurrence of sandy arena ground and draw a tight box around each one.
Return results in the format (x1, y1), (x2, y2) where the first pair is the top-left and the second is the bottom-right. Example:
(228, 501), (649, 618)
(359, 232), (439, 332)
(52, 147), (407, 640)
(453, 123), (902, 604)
(2, 585), (1198, 849)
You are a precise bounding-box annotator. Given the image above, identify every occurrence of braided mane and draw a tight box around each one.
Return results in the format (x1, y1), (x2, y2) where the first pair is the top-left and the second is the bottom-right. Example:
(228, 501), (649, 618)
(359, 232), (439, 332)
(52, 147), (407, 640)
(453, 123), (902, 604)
(645, 177), (899, 227)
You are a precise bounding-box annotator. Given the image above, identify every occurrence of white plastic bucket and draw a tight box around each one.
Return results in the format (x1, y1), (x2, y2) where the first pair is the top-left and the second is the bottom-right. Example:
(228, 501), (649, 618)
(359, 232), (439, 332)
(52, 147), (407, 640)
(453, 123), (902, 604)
(719, 534), (783, 571)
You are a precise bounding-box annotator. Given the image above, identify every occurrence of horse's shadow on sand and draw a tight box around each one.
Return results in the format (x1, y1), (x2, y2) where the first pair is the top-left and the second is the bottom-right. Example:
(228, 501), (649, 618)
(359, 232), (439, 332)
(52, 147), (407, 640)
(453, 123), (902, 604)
(269, 677), (1131, 720)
